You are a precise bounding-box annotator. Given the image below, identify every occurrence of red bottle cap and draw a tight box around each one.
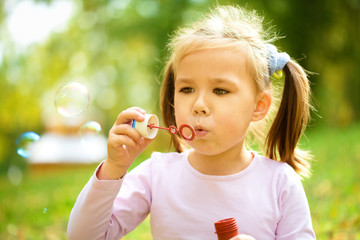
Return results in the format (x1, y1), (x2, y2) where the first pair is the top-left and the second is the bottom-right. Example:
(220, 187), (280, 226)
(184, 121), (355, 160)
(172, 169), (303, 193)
(214, 218), (239, 240)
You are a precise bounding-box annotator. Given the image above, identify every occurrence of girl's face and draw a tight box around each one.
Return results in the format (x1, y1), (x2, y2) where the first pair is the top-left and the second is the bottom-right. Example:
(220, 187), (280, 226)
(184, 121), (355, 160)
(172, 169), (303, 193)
(174, 48), (260, 156)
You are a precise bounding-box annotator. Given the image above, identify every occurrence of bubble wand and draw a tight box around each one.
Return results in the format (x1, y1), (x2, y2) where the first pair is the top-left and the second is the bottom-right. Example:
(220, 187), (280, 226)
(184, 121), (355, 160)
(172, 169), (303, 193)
(147, 123), (195, 141)
(132, 114), (195, 141)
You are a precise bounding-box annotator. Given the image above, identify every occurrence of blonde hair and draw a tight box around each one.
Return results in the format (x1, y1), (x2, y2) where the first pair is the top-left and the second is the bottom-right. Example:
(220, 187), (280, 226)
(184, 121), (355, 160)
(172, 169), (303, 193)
(160, 5), (312, 178)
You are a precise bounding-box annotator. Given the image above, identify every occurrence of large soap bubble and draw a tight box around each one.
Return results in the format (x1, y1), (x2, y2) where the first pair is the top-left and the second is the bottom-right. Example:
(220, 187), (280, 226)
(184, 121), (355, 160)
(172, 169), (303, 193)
(54, 82), (90, 117)
(16, 131), (40, 158)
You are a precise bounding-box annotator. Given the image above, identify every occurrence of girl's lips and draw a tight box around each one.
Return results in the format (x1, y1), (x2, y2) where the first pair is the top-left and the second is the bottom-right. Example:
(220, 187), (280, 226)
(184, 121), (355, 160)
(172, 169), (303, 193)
(194, 126), (208, 137)
(195, 129), (208, 137)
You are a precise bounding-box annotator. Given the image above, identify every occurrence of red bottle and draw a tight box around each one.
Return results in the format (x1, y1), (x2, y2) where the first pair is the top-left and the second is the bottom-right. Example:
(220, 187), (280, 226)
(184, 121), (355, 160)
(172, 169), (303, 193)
(214, 218), (239, 240)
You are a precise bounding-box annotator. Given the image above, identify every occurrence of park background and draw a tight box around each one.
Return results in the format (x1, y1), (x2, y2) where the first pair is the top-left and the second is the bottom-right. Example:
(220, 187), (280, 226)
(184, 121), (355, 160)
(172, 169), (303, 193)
(0, 0), (359, 239)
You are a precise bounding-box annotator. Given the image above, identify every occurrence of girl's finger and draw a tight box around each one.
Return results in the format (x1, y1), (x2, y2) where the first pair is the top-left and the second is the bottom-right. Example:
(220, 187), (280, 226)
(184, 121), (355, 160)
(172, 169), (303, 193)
(136, 136), (153, 150)
(109, 132), (139, 150)
(229, 234), (256, 240)
(115, 108), (145, 126)
(110, 124), (142, 142)
(127, 107), (146, 114)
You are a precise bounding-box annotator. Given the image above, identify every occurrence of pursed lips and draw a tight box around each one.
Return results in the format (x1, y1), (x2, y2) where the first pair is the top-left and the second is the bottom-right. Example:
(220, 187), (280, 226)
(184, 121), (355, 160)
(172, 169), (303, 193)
(194, 124), (208, 137)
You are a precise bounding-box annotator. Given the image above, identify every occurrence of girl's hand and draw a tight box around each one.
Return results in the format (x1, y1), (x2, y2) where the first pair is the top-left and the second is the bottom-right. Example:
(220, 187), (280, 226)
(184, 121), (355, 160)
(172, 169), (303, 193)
(97, 107), (154, 180)
(230, 234), (256, 240)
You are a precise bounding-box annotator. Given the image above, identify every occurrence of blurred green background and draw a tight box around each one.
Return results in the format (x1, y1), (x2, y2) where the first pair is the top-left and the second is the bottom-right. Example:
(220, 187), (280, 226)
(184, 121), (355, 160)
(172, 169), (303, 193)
(0, 0), (359, 239)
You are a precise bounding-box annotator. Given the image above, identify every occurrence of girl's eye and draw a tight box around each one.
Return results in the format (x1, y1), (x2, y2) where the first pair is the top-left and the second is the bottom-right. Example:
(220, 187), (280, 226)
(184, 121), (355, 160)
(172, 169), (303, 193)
(213, 88), (229, 95)
(180, 87), (194, 93)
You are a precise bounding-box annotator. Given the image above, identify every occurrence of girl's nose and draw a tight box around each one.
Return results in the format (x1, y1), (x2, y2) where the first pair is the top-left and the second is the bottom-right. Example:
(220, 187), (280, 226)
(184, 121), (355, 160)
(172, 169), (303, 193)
(192, 96), (209, 116)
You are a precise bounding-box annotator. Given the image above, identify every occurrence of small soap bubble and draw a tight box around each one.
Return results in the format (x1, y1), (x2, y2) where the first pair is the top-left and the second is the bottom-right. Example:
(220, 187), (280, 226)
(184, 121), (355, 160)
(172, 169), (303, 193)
(79, 121), (103, 148)
(54, 82), (90, 117)
(79, 121), (102, 136)
(16, 132), (40, 158)
(7, 224), (18, 236)
(43, 208), (47, 214)
(7, 165), (23, 185)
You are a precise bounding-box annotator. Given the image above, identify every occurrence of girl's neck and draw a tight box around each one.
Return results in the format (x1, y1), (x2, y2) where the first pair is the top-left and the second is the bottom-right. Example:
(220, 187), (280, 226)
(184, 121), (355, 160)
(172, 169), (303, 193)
(188, 147), (254, 176)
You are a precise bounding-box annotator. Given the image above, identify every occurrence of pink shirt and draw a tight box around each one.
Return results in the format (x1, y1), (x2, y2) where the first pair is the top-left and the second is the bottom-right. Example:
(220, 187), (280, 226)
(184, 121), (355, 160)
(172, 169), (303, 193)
(68, 151), (316, 240)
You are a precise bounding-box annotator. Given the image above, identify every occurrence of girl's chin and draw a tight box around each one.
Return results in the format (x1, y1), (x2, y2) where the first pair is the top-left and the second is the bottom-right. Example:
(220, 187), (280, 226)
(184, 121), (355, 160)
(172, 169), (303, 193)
(188, 145), (221, 156)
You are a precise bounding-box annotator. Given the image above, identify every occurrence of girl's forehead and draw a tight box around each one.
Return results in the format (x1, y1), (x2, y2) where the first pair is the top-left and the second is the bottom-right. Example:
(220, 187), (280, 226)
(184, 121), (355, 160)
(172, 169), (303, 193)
(176, 42), (248, 60)
(173, 47), (251, 75)
(174, 48), (254, 87)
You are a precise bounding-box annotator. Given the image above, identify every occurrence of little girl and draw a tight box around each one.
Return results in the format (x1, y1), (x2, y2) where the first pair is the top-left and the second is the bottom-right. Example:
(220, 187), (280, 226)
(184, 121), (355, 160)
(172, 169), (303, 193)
(68, 5), (316, 240)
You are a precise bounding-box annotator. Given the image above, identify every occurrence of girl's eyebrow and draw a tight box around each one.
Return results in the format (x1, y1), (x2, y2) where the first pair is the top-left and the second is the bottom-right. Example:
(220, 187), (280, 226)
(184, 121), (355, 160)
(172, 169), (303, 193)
(176, 77), (237, 84)
(174, 77), (194, 84)
(211, 78), (233, 83)
(211, 78), (239, 88)
(175, 77), (239, 89)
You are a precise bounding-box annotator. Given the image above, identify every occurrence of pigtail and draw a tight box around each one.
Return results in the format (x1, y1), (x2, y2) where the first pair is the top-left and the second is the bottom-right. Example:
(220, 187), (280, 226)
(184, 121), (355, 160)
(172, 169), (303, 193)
(265, 60), (312, 178)
(160, 62), (186, 153)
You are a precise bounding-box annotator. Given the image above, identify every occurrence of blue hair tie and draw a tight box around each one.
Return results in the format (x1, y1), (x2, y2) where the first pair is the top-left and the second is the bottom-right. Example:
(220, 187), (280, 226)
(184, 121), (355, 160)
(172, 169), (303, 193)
(266, 44), (290, 76)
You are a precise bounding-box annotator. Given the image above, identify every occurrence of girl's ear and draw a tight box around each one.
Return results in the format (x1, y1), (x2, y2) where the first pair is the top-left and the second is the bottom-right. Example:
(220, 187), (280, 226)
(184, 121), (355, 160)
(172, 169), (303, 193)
(252, 91), (271, 122)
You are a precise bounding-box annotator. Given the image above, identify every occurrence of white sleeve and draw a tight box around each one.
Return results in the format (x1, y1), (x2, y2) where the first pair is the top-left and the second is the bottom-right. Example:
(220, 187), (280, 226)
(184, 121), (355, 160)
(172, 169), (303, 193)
(67, 159), (152, 240)
(275, 165), (316, 240)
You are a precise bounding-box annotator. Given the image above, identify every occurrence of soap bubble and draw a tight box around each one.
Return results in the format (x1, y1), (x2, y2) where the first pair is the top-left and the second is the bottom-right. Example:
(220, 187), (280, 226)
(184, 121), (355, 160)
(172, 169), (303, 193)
(16, 132), (40, 158)
(7, 165), (23, 185)
(54, 82), (90, 117)
(79, 121), (102, 136)
(79, 121), (103, 148)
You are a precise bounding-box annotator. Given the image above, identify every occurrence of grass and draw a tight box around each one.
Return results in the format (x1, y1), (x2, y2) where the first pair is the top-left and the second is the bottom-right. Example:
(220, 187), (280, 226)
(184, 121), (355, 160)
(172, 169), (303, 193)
(301, 123), (360, 239)
(0, 124), (359, 239)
